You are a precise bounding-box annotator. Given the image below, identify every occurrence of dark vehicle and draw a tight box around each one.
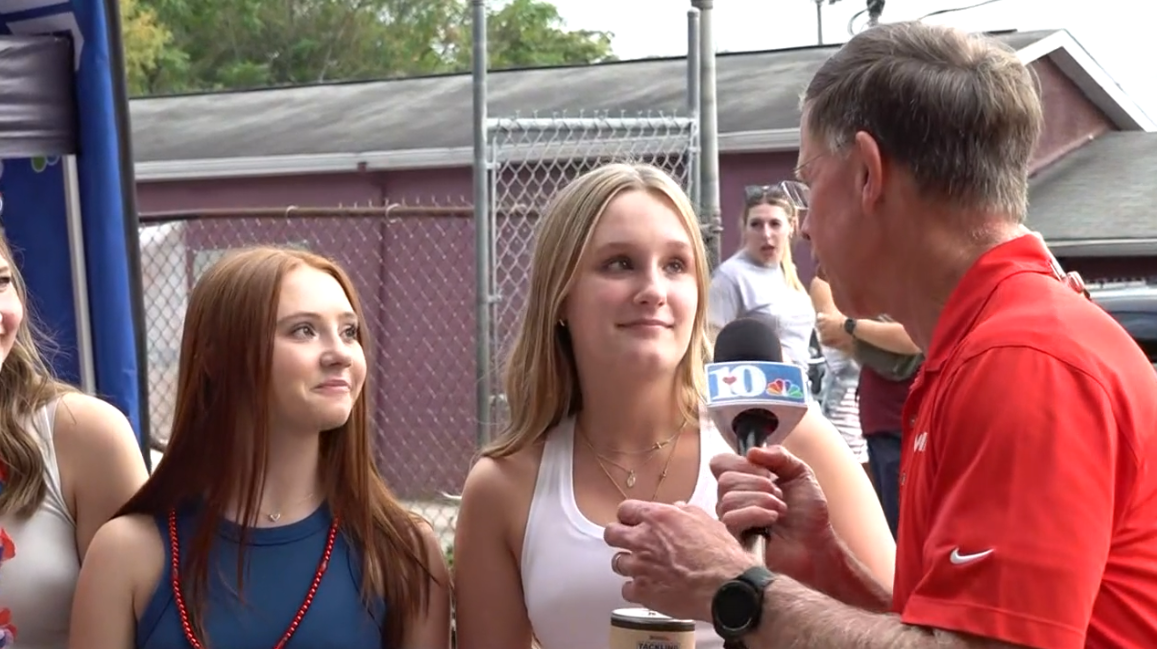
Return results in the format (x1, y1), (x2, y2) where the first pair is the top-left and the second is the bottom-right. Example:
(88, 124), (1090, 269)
(1089, 281), (1157, 370)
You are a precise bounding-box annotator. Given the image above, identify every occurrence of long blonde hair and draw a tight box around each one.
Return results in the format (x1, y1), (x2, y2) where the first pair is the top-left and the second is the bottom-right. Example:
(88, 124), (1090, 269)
(742, 187), (805, 292)
(0, 233), (77, 517)
(481, 163), (712, 459)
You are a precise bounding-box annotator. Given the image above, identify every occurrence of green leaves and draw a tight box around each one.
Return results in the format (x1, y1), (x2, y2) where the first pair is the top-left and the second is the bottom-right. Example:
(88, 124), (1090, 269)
(463, 0), (616, 69)
(121, 0), (175, 95)
(125, 0), (616, 95)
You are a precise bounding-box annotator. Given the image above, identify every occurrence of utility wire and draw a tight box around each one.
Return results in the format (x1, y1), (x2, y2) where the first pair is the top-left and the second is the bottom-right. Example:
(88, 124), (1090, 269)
(917, 0), (1005, 21)
(849, 0), (1008, 35)
(848, 8), (868, 35)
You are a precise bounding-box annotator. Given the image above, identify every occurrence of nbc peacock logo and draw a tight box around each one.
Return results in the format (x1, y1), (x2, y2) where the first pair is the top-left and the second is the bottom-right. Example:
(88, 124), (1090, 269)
(766, 378), (805, 399)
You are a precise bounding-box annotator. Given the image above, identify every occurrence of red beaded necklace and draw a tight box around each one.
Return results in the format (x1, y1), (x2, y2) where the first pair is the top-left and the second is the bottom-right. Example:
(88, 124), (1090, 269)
(167, 508), (341, 649)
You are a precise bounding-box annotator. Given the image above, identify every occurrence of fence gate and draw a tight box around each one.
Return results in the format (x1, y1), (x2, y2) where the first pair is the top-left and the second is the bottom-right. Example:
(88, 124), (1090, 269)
(484, 112), (699, 430)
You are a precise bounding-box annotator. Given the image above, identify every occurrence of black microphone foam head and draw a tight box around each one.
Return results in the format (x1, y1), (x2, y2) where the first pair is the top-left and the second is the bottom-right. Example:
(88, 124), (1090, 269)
(713, 315), (783, 364)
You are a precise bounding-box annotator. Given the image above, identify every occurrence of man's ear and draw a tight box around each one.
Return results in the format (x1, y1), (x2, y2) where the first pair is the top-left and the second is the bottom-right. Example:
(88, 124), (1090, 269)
(853, 130), (885, 215)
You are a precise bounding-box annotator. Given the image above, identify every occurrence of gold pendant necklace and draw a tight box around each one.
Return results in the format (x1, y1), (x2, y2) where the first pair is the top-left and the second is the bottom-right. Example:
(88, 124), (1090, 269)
(578, 429), (662, 490)
(264, 491), (316, 524)
(578, 424), (684, 497)
(595, 431), (683, 501)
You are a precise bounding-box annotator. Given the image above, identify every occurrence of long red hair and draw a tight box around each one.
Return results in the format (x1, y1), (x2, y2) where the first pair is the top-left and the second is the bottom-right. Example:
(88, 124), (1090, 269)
(115, 246), (436, 646)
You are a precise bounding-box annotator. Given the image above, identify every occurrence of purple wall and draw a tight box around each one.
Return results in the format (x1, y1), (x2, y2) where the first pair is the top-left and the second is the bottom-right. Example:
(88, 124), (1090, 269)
(133, 151), (807, 498)
(135, 148), (1144, 499)
(140, 170), (481, 499)
(716, 152), (816, 284)
(158, 214), (475, 499)
(140, 173), (387, 210)
(138, 152), (799, 245)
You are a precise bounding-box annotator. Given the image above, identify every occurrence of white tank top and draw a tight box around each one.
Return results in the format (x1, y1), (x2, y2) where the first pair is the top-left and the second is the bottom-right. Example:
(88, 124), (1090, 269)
(521, 415), (735, 649)
(0, 398), (78, 649)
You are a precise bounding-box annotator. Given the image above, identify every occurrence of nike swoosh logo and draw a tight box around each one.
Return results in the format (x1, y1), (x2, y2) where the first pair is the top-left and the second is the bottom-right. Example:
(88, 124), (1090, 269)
(949, 548), (993, 565)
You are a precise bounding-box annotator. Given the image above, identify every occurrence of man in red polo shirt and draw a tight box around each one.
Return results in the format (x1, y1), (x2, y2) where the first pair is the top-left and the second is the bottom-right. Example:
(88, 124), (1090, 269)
(601, 20), (1157, 649)
(885, 229), (1157, 648)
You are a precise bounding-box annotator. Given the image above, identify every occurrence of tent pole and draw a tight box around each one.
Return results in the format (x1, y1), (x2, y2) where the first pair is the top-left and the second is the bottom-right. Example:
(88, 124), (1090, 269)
(62, 156), (96, 393)
(103, 0), (153, 468)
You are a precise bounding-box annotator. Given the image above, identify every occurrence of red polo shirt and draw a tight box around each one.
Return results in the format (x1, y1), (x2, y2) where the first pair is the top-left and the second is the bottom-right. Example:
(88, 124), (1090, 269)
(893, 235), (1157, 648)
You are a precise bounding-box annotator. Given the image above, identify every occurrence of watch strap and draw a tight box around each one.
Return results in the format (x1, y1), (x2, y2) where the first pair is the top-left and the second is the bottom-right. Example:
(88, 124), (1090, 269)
(843, 317), (857, 336)
(737, 565), (775, 592)
(712, 566), (776, 644)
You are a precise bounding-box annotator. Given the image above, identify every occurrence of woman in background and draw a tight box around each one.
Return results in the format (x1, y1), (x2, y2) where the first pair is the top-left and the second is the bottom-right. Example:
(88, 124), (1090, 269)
(810, 274), (869, 472)
(69, 247), (450, 649)
(0, 231), (148, 649)
(707, 184), (815, 368)
(453, 163), (893, 649)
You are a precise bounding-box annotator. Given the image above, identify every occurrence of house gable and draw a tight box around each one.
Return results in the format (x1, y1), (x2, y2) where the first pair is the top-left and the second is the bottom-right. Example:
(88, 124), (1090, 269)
(1030, 56), (1116, 172)
(1018, 31), (1154, 132)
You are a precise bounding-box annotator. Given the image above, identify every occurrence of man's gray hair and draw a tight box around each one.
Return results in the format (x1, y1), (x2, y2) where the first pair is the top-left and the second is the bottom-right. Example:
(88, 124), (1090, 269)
(801, 21), (1043, 219)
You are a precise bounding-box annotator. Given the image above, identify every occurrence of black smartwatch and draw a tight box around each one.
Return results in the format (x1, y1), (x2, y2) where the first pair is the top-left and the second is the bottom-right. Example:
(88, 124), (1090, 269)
(843, 317), (858, 337)
(711, 566), (776, 648)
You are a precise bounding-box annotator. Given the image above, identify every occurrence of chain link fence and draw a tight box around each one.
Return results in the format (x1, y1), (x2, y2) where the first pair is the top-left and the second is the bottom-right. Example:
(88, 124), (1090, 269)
(134, 114), (699, 555)
(485, 112), (700, 427)
(137, 203), (474, 547)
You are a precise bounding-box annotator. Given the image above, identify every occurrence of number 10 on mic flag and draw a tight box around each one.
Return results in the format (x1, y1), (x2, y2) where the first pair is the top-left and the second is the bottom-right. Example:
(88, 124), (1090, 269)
(706, 361), (809, 406)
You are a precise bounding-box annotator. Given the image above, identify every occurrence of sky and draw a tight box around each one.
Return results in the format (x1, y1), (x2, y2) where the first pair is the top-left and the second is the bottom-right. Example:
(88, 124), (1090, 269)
(551, 0), (1156, 122)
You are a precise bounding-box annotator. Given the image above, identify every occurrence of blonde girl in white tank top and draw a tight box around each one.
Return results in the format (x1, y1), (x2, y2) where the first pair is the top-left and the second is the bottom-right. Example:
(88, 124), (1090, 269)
(452, 164), (896, 649)
(0, 233), (148, 649)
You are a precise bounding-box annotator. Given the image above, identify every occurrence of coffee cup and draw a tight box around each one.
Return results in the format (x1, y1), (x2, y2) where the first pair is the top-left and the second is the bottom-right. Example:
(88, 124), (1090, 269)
(609, 607), (696, 649)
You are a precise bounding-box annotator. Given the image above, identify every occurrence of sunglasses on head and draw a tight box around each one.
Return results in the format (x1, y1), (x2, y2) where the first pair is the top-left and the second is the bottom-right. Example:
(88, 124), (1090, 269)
(744, 185), (777, 204)
(744, 181), (810, 213)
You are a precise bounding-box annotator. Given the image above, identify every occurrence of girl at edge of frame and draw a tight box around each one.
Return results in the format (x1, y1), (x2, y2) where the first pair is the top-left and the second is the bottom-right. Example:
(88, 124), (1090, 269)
(67, 246), (452, 649)
(452, 162), (895, 649)
(0, 230), (150, 648)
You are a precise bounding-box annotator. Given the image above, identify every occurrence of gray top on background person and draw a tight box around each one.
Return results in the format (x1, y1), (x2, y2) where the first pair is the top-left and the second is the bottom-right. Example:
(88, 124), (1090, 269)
(708, 184), (815, 368)
(708, 255), (814, 367)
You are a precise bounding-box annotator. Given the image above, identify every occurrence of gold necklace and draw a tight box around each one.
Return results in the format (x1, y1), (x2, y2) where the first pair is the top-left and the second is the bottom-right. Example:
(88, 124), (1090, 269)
(577, 429), (662, 489)
(264, 492), (316, 523)
(580, 427), (682, 457)
(583, 428), (684, 500)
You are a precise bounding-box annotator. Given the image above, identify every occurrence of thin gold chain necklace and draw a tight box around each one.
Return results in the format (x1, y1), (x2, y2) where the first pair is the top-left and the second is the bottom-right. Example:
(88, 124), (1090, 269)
(581, 428), (681, 456)
(579, 426), (683, 500)
(578, 430), (661, 488)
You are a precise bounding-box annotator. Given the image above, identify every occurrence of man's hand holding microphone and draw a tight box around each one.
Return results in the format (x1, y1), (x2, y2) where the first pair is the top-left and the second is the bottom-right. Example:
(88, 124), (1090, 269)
(710, 444), (837, 591)
(703, 314), (841, 589)
(604, 316), (877, 646)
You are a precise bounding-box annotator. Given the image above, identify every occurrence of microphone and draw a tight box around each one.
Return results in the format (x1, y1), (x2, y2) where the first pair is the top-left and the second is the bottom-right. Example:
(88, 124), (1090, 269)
(706, 315), (811, 548)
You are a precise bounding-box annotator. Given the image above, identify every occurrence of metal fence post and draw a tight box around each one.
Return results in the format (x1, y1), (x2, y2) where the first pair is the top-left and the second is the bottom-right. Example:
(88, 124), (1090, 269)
(692, 0), (722, 271)
(471, 0), (492, 449)
(686, 9), (701, 215)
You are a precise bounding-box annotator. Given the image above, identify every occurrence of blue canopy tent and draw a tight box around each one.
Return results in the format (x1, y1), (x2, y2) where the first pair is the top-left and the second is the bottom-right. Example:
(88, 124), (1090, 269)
(0, 0), (150, 465)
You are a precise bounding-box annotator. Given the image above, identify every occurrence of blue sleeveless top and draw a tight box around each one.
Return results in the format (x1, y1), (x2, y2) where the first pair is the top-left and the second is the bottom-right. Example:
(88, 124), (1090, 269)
(136, 503), (387, 649)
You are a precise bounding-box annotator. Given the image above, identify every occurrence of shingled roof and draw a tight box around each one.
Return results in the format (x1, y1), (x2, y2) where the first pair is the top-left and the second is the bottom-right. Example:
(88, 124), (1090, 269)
(131, 29), (1083, 176)
(1030, 132), (1157, 255)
